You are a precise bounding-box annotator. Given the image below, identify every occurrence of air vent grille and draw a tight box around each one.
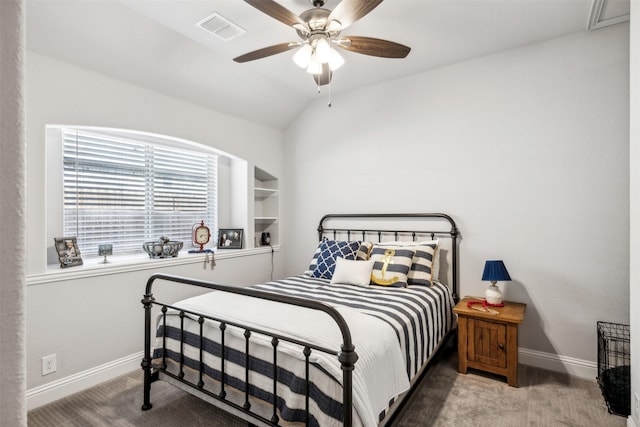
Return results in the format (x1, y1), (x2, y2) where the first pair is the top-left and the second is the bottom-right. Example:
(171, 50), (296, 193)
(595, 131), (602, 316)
(196, 12), (245, 41)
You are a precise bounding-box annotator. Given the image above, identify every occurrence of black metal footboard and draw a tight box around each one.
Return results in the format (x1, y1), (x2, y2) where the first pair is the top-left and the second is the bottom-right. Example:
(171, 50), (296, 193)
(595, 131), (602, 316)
(141, 273), (358, 427)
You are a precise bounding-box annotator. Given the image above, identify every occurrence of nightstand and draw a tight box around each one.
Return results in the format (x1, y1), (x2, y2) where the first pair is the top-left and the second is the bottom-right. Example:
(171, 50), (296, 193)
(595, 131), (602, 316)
(453, 298), (526, 387)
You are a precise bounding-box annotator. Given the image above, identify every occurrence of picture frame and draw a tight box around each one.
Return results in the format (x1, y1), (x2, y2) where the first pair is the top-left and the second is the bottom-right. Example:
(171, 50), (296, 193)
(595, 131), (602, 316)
(218, 229), (243, 249)
(54, 236), (84, 268)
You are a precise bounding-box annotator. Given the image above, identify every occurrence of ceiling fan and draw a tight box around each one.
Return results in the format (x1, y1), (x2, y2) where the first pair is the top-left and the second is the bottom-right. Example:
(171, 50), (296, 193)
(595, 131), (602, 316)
(233, 0), (411, 86)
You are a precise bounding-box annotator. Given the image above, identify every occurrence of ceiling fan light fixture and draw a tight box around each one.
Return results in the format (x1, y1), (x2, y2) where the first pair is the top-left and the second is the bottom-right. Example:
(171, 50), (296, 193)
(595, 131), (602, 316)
(315, 37), (332, 63)
(306, 53), (323, 74)
(328, 48), (344, 71)
(293, 43), (313, 68)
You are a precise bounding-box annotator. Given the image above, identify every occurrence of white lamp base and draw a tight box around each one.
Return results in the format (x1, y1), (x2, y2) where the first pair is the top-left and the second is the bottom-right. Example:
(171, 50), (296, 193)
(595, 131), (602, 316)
(485, 283), (503, 305)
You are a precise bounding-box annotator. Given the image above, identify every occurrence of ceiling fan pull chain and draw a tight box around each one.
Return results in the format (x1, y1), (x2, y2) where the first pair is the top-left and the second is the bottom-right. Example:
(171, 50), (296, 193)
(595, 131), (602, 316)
(327, 78), (332, 108)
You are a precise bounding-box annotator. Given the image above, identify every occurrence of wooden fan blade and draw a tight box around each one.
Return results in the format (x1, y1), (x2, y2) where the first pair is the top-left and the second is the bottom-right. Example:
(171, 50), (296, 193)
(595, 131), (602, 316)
(313, 64), (332, 86)
(337, 36), (410, 58)
(328, 0), (384, 30)
(244, 0), (305, 28)
(233, 43), (298, 63)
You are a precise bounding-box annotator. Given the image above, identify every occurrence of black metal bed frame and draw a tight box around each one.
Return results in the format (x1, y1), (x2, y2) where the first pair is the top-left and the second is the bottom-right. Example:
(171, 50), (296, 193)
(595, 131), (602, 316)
(141, 213), (459, 427)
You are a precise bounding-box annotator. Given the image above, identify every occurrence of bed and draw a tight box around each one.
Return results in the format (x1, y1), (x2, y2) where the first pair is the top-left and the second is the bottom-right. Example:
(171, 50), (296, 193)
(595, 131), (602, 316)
(141, 213), (460, 426)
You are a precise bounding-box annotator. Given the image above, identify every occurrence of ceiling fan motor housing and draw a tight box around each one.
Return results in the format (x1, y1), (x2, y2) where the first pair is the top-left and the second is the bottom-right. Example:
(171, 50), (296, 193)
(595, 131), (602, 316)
(296, 8), (341, 40)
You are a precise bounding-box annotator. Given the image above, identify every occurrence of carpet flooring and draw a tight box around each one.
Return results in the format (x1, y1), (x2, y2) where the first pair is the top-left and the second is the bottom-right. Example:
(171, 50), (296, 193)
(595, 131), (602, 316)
(28, 349), (627, 427)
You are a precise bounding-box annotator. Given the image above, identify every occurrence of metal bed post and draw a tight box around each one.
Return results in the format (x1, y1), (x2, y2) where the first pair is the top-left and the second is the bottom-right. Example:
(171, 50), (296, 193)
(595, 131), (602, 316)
(449, 219), (460, 303)
(141, 290), (156, 411)
(339, 343), (358, 426)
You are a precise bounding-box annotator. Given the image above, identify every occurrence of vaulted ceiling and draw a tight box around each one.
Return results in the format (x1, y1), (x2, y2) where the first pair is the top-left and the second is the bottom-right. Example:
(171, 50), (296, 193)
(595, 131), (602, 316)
(25, 0), (629, 130)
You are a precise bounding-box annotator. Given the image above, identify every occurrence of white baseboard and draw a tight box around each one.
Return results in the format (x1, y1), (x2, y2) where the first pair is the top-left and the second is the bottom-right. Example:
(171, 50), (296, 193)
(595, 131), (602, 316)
(25, 347), (600, 411)
(519, 347), (597, 380)
(26, 351), (143, 411)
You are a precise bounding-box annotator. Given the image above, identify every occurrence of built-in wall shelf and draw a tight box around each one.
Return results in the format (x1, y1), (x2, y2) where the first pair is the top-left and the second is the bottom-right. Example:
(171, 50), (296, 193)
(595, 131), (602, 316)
(255, 217), (278, 222)
(254, 167), (278, 247)
(255, 187), (278, 199)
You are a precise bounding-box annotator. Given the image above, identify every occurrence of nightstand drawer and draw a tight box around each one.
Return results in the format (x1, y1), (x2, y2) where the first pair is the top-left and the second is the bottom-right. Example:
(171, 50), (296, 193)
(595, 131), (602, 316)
(468, 318), (507, 369)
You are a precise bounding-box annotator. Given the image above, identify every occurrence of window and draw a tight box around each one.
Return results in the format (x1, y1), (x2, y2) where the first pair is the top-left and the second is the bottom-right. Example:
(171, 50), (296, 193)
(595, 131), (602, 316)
(62, 128), (217, 256)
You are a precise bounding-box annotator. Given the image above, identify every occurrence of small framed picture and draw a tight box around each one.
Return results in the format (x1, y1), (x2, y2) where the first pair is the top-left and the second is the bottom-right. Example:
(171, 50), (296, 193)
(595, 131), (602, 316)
(218, 229), (243, 249)
(54, 236), (83, 268)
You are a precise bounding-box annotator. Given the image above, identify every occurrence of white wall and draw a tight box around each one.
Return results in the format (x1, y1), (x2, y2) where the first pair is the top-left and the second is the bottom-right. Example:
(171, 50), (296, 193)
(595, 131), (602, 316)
(629, 2), (638, 425)
(283, 24), (630, 368)
(24, 53), (285, 390)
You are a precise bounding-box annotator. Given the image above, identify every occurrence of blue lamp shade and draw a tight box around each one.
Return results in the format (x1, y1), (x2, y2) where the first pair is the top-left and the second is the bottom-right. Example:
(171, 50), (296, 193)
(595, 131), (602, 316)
(482, 260), (511, 282)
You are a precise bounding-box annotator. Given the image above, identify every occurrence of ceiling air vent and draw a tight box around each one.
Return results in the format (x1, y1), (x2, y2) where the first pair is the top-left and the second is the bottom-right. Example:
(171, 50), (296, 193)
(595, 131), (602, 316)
(196, 12), (246, 41)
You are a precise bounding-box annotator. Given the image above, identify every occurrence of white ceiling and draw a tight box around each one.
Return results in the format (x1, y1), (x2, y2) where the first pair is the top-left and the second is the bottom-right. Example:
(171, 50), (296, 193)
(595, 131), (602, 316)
(25, 0), (629, 130)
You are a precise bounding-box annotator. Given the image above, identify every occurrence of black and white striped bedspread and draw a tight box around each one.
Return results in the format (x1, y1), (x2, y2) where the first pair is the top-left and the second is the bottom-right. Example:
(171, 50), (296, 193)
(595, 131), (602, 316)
(253, 275), (456, 380)
(152, 275), (455, 427)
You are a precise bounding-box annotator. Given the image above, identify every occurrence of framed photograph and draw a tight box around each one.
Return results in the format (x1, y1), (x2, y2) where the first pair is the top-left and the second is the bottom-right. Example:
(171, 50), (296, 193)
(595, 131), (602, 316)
(218, 229), (243, 249)
(54, 236), (84, 268)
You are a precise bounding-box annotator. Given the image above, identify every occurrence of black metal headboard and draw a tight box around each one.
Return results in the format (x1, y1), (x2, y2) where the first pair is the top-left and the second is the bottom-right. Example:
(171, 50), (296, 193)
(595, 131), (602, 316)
(317, 213), (459, 302)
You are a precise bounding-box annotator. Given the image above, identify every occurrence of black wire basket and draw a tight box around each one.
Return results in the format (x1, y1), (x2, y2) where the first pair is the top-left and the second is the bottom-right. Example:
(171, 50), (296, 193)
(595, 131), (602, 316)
(142, 240), (183, 258)
(597, 321), (630, 417)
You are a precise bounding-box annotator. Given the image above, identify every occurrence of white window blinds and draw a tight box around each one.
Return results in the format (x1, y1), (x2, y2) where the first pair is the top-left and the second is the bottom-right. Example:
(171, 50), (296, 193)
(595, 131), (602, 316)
(63, 129), (217, 256)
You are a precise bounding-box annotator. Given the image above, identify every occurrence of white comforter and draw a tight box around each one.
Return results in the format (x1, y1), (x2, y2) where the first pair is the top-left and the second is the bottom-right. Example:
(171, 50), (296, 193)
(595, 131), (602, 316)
(172, 290), (411, 427)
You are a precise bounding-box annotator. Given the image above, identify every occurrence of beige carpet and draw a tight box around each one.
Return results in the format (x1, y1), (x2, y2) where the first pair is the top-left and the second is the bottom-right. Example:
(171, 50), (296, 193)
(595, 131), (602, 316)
(395, 351), (627, 427)
(28, 350), (626, 427)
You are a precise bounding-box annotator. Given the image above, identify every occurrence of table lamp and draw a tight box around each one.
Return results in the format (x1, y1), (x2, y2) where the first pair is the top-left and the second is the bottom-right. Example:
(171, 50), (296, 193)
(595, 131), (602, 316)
(482, 260), (511, 306)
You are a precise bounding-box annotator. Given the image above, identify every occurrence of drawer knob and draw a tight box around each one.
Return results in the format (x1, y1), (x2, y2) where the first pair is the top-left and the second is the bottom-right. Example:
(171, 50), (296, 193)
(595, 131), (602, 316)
(498, 343), (505, 350)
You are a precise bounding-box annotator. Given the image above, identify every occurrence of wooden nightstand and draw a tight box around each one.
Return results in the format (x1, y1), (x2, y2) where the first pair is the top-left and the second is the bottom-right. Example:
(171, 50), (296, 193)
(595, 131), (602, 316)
(453, 298), (526, 387)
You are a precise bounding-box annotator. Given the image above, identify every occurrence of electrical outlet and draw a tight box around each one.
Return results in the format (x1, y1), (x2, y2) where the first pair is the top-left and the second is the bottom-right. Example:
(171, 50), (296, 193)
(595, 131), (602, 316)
(42, 354), (57, 376)
(635, 392), (640, 414)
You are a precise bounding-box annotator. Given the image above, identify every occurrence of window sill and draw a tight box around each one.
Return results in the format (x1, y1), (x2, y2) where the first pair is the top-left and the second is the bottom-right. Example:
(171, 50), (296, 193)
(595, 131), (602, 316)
(27, 245), (280, 286)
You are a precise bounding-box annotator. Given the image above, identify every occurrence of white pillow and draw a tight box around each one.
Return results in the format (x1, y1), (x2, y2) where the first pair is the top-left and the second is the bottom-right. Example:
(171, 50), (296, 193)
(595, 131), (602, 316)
(380, 239), (441, 282)
(330, 257), (375, 287)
